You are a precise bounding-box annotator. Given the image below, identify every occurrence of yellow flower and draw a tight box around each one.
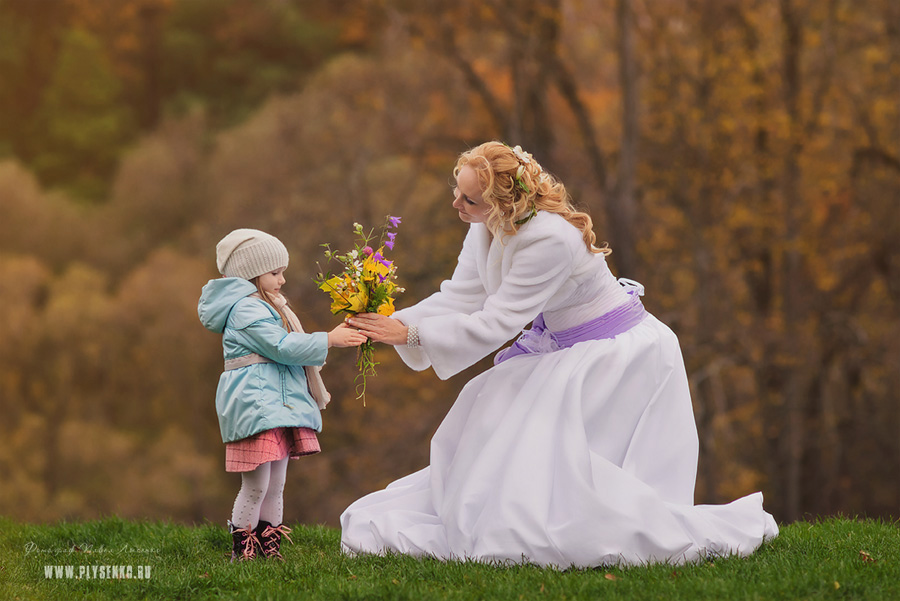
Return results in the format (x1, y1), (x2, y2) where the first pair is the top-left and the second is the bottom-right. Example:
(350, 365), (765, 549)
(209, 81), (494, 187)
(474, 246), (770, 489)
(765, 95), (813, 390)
(319, 274), (367, 314)
(344, 285), (369, 313)
(362, 250), (391, 283)
(376, 296), (395, 316)
(318, 275), (345, 304)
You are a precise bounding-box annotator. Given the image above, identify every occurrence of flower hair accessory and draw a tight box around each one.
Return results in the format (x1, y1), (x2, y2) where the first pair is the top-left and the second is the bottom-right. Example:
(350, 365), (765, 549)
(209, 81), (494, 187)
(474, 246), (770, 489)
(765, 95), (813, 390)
(506, 144), (543, 225)
(509, 144), (546, 195)
(512, 145), (532, 165)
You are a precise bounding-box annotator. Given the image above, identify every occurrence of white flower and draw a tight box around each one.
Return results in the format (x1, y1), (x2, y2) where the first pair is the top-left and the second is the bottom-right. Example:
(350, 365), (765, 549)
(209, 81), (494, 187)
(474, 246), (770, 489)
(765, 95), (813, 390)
(512, 145), (532, 164)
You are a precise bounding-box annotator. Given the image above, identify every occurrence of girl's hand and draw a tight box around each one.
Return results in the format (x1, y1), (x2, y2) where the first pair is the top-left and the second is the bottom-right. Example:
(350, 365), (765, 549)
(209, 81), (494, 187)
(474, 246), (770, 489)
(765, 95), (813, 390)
(328, 323), (368, 348)
(347, 313), (408, 346)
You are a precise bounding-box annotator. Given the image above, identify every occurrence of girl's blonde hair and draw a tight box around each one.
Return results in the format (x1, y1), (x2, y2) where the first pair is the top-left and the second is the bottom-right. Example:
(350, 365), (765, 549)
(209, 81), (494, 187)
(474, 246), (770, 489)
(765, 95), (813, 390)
(454, 141), (610, 255)
(251, 278), (292, 331)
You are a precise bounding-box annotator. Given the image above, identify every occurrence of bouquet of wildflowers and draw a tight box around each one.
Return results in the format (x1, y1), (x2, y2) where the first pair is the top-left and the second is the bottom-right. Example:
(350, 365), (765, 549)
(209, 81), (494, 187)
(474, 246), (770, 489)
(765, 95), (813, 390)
(315, 215), (404, 404)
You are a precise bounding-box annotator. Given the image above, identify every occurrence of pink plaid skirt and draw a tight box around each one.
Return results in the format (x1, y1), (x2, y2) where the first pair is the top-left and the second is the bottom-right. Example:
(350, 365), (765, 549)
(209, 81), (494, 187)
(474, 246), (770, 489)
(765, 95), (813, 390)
(225, 427), (320, 472)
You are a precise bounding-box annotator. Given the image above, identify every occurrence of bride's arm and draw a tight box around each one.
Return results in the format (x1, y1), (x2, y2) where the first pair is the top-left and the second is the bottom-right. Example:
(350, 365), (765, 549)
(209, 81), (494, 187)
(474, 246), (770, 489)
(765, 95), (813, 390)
(356, 217), (580, 380)
(351, 224), (489, 372)
(415, 225), (577, 379)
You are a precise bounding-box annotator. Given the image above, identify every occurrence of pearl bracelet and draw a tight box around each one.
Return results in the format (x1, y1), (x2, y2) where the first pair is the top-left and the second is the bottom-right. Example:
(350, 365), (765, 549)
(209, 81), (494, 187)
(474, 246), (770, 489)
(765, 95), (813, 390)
(406, 325), (420, 349)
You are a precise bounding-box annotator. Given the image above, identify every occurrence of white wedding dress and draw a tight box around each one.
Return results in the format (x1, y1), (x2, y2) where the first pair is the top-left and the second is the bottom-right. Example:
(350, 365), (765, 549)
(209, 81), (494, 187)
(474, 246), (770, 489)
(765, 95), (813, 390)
(340, 212), (778, 568)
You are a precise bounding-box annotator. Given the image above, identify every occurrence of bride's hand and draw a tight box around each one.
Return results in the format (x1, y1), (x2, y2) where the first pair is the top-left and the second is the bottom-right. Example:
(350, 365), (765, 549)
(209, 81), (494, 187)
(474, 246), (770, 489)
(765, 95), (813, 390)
(348, 313), (409, 346)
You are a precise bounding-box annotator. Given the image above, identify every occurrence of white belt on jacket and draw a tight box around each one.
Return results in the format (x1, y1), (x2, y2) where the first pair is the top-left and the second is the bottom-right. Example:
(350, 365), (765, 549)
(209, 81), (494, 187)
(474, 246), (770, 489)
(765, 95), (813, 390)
(224, 353), (273, 370)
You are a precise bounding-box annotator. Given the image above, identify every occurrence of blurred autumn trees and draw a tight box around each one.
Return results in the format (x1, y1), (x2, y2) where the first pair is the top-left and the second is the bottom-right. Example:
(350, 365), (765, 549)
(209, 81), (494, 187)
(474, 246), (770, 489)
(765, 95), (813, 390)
(0, 0), (897, 526)
(0, 0), (340, 200)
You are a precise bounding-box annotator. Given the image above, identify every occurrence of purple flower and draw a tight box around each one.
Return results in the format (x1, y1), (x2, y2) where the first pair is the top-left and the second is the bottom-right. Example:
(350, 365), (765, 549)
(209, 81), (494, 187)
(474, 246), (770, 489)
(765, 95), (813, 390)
(385, 231), (397, 250)
(377, 273), (388, 283)
(388, 215), (402, 228)
(362, 246), (373, 255)
(372, 252), (392, 268)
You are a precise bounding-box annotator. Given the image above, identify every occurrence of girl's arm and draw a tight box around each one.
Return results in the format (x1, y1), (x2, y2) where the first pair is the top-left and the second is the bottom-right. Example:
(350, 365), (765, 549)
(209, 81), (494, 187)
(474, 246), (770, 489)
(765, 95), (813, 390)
(328, 323), (367, 348)
(229, 299), (329, 366)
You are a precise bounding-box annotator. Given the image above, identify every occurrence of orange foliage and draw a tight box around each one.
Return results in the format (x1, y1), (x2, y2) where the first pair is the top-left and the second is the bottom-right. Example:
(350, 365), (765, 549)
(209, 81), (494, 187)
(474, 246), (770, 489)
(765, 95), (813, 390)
(0, 0), (898, 526)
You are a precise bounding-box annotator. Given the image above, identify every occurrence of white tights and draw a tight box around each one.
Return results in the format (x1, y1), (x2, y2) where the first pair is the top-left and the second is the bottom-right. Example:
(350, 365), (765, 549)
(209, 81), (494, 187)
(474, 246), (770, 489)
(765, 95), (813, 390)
(230, 457), (288, 530)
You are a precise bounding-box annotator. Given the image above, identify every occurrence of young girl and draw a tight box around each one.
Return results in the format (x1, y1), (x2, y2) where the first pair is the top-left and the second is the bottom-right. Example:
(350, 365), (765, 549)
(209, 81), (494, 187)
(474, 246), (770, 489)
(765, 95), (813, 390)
(198, 228), (366, 561)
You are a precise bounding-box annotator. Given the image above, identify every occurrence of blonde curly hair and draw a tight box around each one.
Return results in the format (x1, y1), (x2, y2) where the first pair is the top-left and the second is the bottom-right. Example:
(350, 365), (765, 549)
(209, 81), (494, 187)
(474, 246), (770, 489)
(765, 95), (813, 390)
(453, 141), (610, 255)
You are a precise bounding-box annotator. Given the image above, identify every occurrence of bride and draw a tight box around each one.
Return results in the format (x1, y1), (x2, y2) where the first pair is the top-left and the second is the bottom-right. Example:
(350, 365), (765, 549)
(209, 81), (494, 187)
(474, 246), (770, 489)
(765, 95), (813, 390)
(342, 141), (777, 568)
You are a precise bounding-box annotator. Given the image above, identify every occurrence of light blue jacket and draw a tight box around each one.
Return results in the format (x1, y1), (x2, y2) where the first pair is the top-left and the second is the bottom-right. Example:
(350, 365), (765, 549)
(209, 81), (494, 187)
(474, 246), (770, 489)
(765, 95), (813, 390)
(198, 278), (329, 443)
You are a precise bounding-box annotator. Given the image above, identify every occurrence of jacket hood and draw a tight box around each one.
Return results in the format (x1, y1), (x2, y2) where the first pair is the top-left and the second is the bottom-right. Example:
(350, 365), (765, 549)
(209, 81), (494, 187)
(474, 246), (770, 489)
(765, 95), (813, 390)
(198, 277), (257, 333)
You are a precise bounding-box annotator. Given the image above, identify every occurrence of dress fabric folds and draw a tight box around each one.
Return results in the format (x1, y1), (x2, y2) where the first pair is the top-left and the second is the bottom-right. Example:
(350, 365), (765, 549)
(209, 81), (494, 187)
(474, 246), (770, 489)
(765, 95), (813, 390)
(340, 213), (778, 568)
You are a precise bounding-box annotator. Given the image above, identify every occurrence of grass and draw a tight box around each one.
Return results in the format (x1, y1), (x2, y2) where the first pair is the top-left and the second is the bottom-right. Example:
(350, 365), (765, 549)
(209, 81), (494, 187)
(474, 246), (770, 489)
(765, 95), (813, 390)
(1, 516), (898, 600)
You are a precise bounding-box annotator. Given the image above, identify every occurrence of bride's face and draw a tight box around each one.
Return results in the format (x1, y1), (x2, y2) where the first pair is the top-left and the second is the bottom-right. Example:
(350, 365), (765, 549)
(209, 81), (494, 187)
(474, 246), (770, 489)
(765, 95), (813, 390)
(452, 165), (488, 224)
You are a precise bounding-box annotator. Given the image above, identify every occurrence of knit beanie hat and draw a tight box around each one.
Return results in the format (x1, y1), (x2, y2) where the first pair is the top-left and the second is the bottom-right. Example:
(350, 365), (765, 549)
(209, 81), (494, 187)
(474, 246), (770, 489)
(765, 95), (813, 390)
(216, 229), (289, 280)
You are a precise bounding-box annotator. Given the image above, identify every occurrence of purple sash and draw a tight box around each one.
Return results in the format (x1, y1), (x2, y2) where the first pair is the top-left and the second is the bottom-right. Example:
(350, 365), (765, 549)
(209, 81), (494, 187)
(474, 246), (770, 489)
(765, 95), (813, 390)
(494, 280), (648, 365)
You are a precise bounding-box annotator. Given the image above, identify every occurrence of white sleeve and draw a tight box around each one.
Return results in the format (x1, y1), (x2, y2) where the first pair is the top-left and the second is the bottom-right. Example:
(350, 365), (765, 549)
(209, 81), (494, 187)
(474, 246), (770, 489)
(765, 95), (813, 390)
(402, 222), (577, 380)
(393, 224), (487, 371)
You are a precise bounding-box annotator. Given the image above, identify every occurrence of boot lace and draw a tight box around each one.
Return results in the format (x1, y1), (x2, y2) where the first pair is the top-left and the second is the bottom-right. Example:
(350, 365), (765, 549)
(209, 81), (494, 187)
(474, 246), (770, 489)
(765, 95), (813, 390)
(260, 524), (293, 559)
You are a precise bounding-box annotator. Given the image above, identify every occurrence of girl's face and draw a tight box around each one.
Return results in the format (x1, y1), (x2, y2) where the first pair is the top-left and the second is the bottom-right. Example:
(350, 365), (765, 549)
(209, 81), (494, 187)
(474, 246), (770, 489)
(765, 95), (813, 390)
(452, 165), (489, 224)
(257, 267), (286, 296)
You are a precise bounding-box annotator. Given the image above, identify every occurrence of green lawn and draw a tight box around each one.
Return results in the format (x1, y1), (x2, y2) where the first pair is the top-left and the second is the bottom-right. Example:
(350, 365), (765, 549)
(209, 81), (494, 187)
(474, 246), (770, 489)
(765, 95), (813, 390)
(2, 516), (898, 600)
